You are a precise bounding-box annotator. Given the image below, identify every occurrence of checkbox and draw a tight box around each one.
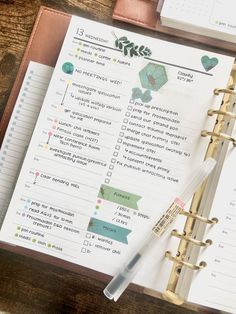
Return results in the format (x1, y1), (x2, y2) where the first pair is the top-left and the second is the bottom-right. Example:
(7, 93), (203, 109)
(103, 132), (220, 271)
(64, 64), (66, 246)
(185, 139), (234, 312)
(117, 138), (122, 143)
(86, 233), (91, 239)
(115, 145), (120, 150)
(113, 152), (118, 157)
(107, 171), (112, 177)
(83, 240), (89, 246)
(123, 118), (128, 124)
(105, 178), (110, 183)
(127, 106), (132, 110)
(81, 247), (86, 253)
(109, 165), (114, 170)
(111, 158), (116, 164)
(119, 132), (124, 137)
(125, 112), (131, 117)
(121, 125), (127, 130)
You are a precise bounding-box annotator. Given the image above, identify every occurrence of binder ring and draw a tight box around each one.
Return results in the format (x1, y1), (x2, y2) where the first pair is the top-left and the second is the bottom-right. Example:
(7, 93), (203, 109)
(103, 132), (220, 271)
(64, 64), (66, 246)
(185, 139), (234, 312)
(165, 251), (207, 270)
(171, 229), (213, 247)
(201, 130), (236, 146)
(180, 210), (218, 224)
(214, 87), (236, 95)
(208, 109), (236, 119)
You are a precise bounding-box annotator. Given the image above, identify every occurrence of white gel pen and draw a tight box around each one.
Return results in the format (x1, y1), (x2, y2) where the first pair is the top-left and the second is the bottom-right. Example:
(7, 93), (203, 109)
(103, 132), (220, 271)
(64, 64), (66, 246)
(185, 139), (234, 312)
(103, 158), (216, 301)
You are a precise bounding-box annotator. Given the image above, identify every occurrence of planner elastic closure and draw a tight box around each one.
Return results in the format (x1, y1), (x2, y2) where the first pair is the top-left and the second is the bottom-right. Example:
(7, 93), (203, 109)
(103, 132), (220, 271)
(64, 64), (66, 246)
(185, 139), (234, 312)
(162, 65), (236, 306)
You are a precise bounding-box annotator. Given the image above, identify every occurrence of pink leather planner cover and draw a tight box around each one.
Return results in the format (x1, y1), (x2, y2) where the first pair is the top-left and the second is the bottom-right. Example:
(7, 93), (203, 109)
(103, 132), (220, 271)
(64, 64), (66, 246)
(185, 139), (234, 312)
(113, 0), (236, 55)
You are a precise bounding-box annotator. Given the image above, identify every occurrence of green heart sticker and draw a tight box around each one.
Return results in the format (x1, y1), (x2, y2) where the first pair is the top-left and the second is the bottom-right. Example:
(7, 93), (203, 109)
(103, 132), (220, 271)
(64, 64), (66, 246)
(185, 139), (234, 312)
(201, 55), (219, 72)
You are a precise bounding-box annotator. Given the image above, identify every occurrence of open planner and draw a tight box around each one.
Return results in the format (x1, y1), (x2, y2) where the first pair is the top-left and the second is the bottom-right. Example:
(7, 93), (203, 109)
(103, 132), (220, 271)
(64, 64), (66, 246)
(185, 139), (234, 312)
(0, 7), (236, 313)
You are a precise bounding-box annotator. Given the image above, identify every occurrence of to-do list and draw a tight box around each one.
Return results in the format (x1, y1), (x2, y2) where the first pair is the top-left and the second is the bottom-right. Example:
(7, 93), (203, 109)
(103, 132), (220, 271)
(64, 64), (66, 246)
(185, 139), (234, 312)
(0, 16), (234, 293)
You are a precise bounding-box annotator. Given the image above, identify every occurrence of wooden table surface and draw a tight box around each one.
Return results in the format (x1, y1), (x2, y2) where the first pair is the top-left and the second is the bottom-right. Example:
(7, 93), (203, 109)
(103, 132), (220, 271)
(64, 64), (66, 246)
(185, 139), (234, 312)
(0, 1), (234, 313)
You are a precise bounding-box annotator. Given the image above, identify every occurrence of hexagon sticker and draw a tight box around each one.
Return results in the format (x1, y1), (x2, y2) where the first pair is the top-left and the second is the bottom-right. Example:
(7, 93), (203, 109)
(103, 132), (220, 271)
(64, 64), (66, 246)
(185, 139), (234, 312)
(139, 63), (168, 91)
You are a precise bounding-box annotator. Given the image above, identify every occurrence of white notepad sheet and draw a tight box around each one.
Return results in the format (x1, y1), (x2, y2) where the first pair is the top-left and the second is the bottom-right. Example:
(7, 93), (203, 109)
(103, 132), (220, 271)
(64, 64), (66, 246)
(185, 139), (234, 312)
(0, 62), (53, 222)
(161, 0), (236, 43)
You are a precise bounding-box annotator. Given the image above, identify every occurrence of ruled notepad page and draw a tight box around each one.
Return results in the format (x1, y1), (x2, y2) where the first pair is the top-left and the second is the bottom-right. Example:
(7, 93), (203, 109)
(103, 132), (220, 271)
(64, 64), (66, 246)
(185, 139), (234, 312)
(0, 62), (53, 224)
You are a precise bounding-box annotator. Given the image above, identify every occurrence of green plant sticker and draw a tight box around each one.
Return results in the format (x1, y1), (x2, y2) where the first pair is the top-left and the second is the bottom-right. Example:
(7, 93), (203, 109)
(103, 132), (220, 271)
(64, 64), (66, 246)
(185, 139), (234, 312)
(131, 63), (168, 104)
(62, 62), (74, 74)
(139, 63), (168, 91)
(131, 87), (143, 100)
(131, 87), (152, 103)
(201, 56), (219, 72)
(141, 89), (152, 103)
(114, 34), (152, 58)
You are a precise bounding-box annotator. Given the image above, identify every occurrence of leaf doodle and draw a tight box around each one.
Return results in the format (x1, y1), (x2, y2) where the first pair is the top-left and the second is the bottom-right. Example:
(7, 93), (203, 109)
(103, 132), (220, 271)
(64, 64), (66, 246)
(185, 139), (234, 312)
(131, 87), (143, 100)
(131, 87), (152, 103)
(100, 186), (105, 197)
(141, 90), (152, 103)
(114, 34), (152, 58)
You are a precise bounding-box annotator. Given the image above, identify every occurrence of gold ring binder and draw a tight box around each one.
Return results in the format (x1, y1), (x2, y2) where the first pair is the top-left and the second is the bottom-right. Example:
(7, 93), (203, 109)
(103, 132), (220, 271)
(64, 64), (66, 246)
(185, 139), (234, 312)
(163, 65), (236, 305)
(165, 251), (207, 270)
(214, 87), (236, 95)
(180, 210), (218, 224)
(201, 130), (236, 146)
(208, 109), (236, 119)
(171, 229), (213, 247)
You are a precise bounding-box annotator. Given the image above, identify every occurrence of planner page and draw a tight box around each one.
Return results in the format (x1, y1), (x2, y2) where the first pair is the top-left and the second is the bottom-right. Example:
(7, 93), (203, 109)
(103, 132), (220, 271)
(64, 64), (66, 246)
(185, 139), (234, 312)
(188, 124), (236, 313)
(161, 0), (236, 43)
(0, 62), (53, 224)
(0, 16), (234, 292)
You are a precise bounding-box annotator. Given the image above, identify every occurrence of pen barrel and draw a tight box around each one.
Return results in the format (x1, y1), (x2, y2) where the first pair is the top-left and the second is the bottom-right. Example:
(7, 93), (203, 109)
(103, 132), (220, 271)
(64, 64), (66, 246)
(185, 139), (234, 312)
(152, 199), (184, 237)
(103, 233), (156, 301)
(104, 265), (139, 301)
(104, 159), (216, 301)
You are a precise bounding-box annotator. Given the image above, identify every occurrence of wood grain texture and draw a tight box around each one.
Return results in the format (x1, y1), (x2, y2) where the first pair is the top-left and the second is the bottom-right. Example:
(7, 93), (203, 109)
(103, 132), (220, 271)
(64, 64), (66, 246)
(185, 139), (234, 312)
(0, 249), (199, 314)
(0, 1), (210, 313)
(0, 0), (116, 117)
